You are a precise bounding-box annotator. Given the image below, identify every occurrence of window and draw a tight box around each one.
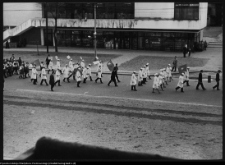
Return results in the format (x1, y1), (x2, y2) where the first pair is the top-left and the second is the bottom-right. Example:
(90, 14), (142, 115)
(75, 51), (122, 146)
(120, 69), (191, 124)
(174, 3), (199, 20)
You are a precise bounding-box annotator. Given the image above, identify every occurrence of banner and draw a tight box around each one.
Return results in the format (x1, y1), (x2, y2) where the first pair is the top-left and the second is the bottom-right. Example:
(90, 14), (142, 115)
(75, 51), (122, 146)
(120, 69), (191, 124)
(31, 59), (40, 66)
(107, 59), (114, 72)
(178, 64), (187, 74)
(93, 56), (99, 65)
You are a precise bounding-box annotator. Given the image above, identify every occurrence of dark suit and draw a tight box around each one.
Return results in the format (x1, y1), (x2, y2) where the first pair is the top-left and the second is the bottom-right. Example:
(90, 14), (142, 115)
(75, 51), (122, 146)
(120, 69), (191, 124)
(108, 70), (117, 86)
(196, 72), (205, 90)
(183, 47), (187, 58)
(213, 73), (220, 90)
(115, 65), (120, 82)
(49, 74), (55, 91)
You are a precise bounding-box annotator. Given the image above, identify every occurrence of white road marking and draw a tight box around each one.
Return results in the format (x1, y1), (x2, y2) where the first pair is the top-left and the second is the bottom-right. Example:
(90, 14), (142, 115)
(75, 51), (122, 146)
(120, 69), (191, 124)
(15, 89), (222, 108)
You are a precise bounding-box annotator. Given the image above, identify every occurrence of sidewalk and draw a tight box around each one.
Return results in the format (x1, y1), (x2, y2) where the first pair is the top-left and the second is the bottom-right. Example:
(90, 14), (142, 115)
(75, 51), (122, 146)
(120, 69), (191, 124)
(4, 38), (222, 76)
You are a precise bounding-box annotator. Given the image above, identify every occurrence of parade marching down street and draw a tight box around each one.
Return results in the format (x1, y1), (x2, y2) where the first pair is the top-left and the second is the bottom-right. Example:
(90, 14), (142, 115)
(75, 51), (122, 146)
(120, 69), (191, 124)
(3, 52), (222, 95)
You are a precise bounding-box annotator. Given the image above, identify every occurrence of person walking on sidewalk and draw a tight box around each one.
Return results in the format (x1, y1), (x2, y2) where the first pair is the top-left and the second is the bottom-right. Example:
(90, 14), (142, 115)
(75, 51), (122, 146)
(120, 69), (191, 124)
(175, 73), (184, 92)
(49, 70), (55, 91)
(152, 73), (160, 94)
(171, 56), (177, 72)
(183, 67), (190, 86)
(183, 44), (188, 58)
(108, 67), (118, 87)
(130, 71), (137, 91)
(46, 54), (51, 69)
(115, 63), (121, 83)
(48, 59), (53, 74)
(62, 64), (70, 83)
(213, 70), (221, 90)
(196, 70), (206, 90)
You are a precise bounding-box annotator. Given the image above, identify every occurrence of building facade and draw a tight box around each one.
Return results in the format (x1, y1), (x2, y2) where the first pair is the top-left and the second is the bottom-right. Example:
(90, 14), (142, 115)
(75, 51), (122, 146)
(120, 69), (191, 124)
(3, 2), (208, 51)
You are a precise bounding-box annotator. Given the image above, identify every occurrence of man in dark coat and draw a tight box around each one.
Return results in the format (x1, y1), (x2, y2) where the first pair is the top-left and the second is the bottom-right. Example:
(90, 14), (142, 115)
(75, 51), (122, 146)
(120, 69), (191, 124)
(6, 41), (9, 49)
(18, 57), (22, 66)
(196, 70), (206, 90)
(49, 70), (55, 91)
(45, 54), (51, 70)
(108, 67), (118, 87)
(171, 56), (177, 72)
(114, 63), (120, 82)
(183, 44), (187, 58)
(213, 70), (221, 90)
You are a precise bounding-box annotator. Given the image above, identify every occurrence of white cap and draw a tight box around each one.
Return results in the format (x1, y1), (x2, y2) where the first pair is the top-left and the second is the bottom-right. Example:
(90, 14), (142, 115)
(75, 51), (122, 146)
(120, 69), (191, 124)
(154, 73), (158, 76)
(187, 67), (190, 69)
(182, 73), (184, 75)
(168, 64), (171, 66)
(146, 63), (149, 65)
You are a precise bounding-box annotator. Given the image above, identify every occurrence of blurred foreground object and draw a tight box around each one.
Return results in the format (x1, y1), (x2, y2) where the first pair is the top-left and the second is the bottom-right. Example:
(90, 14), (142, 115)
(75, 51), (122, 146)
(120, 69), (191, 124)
(15, 137), (178, 161)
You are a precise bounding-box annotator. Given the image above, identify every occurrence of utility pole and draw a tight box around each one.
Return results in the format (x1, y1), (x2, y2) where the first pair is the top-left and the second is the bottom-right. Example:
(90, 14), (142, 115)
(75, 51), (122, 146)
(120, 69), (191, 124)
(45, 2), (49, 53)
(94, 3), (97, 58)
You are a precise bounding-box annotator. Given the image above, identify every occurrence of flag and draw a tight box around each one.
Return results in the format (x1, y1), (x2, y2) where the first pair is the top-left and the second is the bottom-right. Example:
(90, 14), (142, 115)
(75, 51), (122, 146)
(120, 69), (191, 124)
(31, 59), (40, 66)
(178, 64), (187, 74)
(93, 56), (99, 65)
(107, 59), (114, 72)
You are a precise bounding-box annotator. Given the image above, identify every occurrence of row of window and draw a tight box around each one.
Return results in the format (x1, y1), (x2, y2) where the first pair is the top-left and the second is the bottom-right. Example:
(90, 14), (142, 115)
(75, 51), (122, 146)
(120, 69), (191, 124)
(45, 2), (199, 20)
(44, 29), (200, 51)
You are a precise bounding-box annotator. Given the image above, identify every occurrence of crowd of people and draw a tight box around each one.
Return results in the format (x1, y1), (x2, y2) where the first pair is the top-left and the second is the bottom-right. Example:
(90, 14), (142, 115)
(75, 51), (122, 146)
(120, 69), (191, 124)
(3, 53), (221, 93)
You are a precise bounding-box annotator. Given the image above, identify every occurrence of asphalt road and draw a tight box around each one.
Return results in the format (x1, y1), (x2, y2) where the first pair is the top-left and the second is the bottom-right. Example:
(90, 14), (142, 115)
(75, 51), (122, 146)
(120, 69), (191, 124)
(4, 72), (222, 107)
(3, 73), (222, 160)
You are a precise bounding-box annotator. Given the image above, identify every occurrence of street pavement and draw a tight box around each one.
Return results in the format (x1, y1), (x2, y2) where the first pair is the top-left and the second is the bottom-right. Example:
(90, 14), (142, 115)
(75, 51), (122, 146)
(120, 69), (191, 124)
(4, 72), (222, 107)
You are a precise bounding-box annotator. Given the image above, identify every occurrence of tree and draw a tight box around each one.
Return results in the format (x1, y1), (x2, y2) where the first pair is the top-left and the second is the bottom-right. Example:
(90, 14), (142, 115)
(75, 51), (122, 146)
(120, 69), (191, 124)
(43, 2), (66, 52)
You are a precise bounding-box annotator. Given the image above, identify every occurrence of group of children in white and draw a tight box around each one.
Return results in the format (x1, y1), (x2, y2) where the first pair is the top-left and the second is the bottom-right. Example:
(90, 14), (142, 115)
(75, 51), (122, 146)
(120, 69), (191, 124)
(130, 63), (190, 93)
(29, 54), (191, 93)
(30, 55), (103, 91)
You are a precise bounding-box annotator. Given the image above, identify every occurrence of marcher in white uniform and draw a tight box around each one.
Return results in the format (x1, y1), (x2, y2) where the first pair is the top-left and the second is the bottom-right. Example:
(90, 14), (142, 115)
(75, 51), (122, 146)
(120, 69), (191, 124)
(142, 65), (147, 84)
(54, 69), (61, 86)
(62, 64), (70, 83)
(86, 64), (93, 81)
(40, 66), (48, 86)
(39, 61), (45, 77)
(158, 72), (164, 91)
(95, 65), (103, 83)
(146, 63), (151, 79)
(183, 67), (190, 86)
(166, 64), (172, 82)
(48, 59), (53, 74)
(162, 68), (168, 85)
(56, 59), (61, 70)
(76, 68), (82, 87)
(69, 59), (73, 69)
(138, 68), (143, 86)
(152, 73), (160, 93)
(175, 73), (184, 92)
(130, 71), (137, 91)
(80, 59), (85, 69)
(159, 69), (166, 88)
(31, 65), (38, 85)
(82, 66), (88, 83)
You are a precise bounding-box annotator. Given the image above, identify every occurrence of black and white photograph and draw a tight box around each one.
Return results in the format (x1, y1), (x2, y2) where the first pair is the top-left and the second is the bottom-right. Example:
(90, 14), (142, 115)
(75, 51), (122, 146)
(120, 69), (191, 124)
(3, 1), (223, 161)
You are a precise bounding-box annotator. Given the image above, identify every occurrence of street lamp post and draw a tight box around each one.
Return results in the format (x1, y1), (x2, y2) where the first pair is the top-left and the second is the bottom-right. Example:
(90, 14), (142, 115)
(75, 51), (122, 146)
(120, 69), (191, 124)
(94, 3), (97, 58)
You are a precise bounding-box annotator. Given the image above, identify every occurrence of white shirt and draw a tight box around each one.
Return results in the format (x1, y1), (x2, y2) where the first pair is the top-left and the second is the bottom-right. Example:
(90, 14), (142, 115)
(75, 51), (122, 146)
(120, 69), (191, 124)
(55, 70), (61, 81)
(152, 76), (159, 88)
(76, 70), (82, 81)
(31, 68), (38, 79)
(138, 70), (143, 81)
(130, 73), (137, 85)
(177, 75), (184, 88)
(62, 67), (70, 78)
(41, 68), (47, 80)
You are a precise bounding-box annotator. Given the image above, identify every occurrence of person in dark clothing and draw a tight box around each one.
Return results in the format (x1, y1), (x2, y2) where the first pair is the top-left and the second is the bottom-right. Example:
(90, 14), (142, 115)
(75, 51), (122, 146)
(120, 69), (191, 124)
(46, 54), (51, 69)
(24, 62), (30, 78)
(204, 41), (207, 51)
(49, 70), (55, 91)
(108, 67), (118, 87)
(18, 57), (22, 66)
(114, 63), (120, 82)
(6, 41), (10, 49)
(171, 56), (177, 72)
(188, 47), (191, 57)
(196, 70), (206, 90)
(183, 44), (187, 58)
(213, 70), (221, 90)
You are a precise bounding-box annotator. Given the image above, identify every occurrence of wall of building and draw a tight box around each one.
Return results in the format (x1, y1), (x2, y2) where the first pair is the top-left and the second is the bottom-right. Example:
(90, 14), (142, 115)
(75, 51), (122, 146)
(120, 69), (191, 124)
(3, 3), (42, 27)
(134, 2), (208, 30)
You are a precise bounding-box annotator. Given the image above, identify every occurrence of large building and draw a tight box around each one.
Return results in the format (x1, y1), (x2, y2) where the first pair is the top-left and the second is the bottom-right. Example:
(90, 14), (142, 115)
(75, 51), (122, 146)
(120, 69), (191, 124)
(3, 2), (208, 51)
